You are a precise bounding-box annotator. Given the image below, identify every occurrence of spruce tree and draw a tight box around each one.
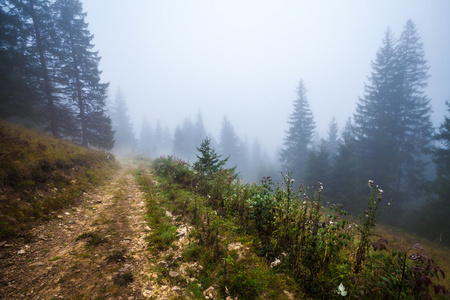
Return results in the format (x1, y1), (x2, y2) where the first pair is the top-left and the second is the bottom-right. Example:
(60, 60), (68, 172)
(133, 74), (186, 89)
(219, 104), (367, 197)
(395, 20), (433, 191)
(139, 117), (154, 157)
(354, 29), (400, 190)
(110, 89), (136, 155)
(219, 116), (240, 169)
(10, 0), (63, 136)
(325, 116), (339, 158)
(55, 0), (112, 148)
(0, 1), (39, 120)
(415, 102), (450, 245)
(280, 80), (315, 179)
(194, 137), (229, 177)
(328, 118), (366, 213)
(304, 140), (330, 187)
(353, 22), (433, 222)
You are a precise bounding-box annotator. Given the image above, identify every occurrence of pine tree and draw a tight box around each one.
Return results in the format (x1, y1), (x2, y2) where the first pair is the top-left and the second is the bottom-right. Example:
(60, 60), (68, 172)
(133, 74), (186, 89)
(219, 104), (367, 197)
(194, 137), (229, 177)
(139, 117), (154, 157)
(55, 0), (112, 148)
(328, 118), (366, 213)
(9, 0), (63, 136)
(304, 140), (330, 187)
(110, 89), (136, 155)
(415, 102), (450, 245)
(280, 80), (315, 179)
(219, 116), (240, 169)
(194, 112), (207, 147)
(395, 20), (433, 191)
(354, 23), (432, 200)
(325, 116), (339, 158)
(354, 29), (400, 190)
(0, 1), (39, 120)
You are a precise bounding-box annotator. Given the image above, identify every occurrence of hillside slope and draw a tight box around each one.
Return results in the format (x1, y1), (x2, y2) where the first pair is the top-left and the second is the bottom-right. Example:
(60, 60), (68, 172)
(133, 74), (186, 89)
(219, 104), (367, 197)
(0, 120), (118, 238)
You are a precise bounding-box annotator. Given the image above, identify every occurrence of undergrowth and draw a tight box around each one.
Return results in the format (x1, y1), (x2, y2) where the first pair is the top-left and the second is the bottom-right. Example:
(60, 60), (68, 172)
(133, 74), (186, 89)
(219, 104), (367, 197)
(0, 120), (118, 239)
(134, 140), (449, 299)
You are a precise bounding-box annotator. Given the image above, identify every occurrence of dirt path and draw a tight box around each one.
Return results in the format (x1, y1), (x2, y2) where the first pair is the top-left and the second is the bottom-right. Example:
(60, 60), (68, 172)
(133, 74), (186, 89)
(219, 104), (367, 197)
(0, 164), (157, 299)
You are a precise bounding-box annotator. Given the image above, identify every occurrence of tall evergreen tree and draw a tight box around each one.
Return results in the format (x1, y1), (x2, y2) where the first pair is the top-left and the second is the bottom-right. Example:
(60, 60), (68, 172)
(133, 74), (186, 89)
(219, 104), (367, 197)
(353, 22), (433, 222)
(10, 0), (62, 136)
(394, 20), (433, 191)
(414, 102), (450, 245)
(304, 140), (330, 187)
(325, 116), (339, 158)
(354, 29), (400, 189)
(328, 118), (366, 213)
(280, 80), (315, 179)
(219, 116), (240, 169)
(110, 89), (136, 155)
(139, 116), (154, 157)
(0, 1), (39, 120)
(55, 0), (112, 148)
(194, 112), (207, 147)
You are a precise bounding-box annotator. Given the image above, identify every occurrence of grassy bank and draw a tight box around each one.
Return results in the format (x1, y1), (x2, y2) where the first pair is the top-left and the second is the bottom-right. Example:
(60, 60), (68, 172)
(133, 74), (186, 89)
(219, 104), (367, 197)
(0, 120), (118, 239)
(136, 155), (449, 299)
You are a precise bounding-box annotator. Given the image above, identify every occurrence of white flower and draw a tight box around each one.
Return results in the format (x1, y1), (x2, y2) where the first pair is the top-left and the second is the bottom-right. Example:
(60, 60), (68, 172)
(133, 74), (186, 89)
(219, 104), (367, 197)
(270, 258), (281, 268)
(290, 179), (295, 184)
(337, 283), (347, 296)
(378, 189), (383, 195)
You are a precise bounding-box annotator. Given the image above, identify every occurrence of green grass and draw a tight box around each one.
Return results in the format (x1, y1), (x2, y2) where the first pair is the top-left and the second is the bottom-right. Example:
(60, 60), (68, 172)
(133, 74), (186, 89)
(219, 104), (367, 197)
(134, 155), (450, 299)
(0, 120), (118, 239)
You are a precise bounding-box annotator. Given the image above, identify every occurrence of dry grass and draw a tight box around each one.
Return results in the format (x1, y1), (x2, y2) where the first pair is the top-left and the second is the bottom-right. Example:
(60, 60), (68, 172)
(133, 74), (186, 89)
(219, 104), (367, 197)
(373, 224), (450, 287)
(0, 120), (118, 238)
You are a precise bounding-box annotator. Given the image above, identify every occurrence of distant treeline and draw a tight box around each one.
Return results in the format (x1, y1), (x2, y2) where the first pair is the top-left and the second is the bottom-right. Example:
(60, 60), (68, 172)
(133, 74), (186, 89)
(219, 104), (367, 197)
(112, 20), (449, 245)
(0, 0), (113, 149)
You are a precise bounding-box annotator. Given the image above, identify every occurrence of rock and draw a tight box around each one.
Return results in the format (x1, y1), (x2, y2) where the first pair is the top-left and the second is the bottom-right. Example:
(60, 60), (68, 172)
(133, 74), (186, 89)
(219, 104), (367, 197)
(119, 264), (133, 273)
(17, 249), (26, 255)
(169, 271), (178, 277)
(203, 285), (217, 299)
(142, 290), (152, 297)
(172, 286), (181, 291)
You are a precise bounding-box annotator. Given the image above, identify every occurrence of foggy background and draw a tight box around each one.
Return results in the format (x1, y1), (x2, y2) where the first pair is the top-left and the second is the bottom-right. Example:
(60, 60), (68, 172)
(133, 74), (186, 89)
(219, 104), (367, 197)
(82, 0), (450, 157)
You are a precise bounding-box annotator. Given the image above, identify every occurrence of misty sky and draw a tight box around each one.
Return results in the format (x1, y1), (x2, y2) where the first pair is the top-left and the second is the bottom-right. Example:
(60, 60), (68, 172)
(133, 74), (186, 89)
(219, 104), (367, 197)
(82, 0), (450, 155)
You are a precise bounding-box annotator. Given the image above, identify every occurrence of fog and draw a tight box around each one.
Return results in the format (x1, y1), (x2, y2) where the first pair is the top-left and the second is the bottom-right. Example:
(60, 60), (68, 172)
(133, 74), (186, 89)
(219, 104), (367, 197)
(82, 0), (450, 156)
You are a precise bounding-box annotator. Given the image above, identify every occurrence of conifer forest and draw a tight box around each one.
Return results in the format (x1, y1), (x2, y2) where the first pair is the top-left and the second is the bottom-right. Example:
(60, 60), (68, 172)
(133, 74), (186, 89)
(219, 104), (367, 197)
(1, 1), (450, 298)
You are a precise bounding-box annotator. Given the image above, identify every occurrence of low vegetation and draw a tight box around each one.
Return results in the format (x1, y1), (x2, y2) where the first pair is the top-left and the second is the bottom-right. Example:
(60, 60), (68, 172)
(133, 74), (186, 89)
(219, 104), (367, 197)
(0, 120), (118, 239)
(136, 146), (449, 299)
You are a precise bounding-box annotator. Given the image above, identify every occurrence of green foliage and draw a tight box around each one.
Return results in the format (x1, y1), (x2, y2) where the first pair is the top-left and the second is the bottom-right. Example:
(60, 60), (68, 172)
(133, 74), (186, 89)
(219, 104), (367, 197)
(280, 80), (316, 178)
(137, 144), (449, 299)
(354, 180), (385, 273)
(193, 137), (229, 177)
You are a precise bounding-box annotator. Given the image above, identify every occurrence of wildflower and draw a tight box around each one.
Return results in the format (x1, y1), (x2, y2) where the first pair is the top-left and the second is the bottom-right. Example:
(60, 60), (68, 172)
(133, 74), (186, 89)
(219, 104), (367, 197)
(270, 258), (281, 268)
(290, 179), (295, 184)
(337, 283), (347, 296)
(378, 189), (383, 195)
(388, 202), (391, 206)
(368, 180), (374, 187)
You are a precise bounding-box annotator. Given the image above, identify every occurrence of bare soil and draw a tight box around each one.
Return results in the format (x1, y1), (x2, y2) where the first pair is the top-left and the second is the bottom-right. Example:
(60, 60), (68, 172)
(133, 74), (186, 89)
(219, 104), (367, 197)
(0, 163), (195, 299)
